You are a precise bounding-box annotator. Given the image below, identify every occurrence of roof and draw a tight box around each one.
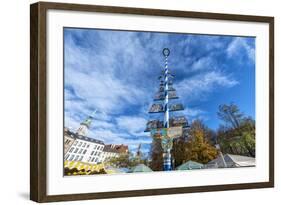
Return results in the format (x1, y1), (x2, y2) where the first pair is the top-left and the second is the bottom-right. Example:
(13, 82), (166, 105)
(76, 135), (104, 145)
(130, 164), (153, 172)
(64, 128), (104, 145)
(103, 145), (120, 153)
(207, 154), (255, 168)
(114, 144), (129, 154)
(176, 160), (204, 170)
(226, 154), (255, 167)
(103, 144), (129, 154)
(104, 167), (130, 174)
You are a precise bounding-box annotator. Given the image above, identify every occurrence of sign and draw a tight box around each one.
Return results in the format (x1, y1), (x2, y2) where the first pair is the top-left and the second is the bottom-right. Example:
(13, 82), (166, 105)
(150, 127), (183, 151)
(150, 128), (167, 138)
(167, 126), (182, 138)
(151, 127), (182, 139)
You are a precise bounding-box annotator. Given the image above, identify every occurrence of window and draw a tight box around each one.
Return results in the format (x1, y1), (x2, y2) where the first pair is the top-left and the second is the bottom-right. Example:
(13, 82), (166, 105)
(86, 144), (90, 148)
(64, 154), (69, 160)
(65, 139), (71, 145)
(82, 142), (86, 147)
(74, 155), (79, 161)
(94, 145), (97, 149)
(79, 156), (83, 161)
(69, 147), (74, 153)
(91, 157), (95, 162)
(74, 148), (78, 153)
(73, 141), (78, 146)
(95, 158), (98, 162)
(78, 149), (83, 154)
(83, 150), (87, 154)
(69, 155), (74, 161)
(91, 151), (95, 156)
(78, 142), (82, 147)
(88, 157), (91, 162)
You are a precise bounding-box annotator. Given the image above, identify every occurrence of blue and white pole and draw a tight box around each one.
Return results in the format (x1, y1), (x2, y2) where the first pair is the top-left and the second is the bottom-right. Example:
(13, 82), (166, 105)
(162, 48), (172, 171)
(164, 51), (169, 129)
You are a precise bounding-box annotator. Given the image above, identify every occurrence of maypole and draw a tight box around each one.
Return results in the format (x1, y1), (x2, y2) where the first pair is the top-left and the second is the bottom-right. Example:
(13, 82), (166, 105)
(163, 48), (171, 170)
(145, 48), (188, 171)
(163, 48), (170, 129)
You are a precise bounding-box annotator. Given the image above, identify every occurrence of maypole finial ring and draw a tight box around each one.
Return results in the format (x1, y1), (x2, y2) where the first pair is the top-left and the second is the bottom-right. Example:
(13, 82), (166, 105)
(163, 48), (170, 57)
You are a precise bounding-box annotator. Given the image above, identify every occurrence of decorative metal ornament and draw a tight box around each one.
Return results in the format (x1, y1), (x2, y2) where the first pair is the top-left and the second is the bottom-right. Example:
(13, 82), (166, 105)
(163, 48), (170, 57)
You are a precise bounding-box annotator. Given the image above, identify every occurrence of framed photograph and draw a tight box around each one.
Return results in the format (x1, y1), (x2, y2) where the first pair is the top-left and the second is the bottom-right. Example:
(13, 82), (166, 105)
(30, 1), (274, 202)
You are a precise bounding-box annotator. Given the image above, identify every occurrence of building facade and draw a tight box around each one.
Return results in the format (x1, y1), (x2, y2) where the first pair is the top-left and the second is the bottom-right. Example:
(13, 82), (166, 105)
(64, 115), (105, 164)
(64, 134), (104, 164)
(64, 128), (76, 154)
(64, 115), (129, 165)
(100, 144), (129, 162)
(100, 145), (120, 162)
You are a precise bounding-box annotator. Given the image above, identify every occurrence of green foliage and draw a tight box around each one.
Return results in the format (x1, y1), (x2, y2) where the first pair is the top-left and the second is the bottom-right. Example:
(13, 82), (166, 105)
(106, 154), (130, 168)
(106, 153), (149, 169)
(217, 104), (255, 157)
(149, 103), (256, 169)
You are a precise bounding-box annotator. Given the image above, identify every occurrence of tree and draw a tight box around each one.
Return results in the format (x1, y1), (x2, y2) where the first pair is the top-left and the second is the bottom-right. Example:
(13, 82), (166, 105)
(149, 134), (164, 171)
(106, 152), (150, 169)
(217, 103), (244, 129)
(189, 119), (216, 145)
(106, 153), (131, 168)
(172, 120), (218, 166)
(217, 104), (255, 157)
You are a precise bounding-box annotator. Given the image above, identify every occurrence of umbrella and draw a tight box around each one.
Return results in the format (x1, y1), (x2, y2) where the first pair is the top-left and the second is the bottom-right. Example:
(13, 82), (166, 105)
(105, 166), (123, 174)
(176, 160), (204, 170)
(131, 164), (153, 173)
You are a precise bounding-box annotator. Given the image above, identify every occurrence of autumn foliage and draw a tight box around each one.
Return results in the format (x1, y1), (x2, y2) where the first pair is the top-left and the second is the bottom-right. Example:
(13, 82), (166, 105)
(172, 120), (218, 167)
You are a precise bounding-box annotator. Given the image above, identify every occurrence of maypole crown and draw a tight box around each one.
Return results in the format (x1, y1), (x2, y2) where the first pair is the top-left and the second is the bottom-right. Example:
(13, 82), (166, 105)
(162, 48), (170, 57)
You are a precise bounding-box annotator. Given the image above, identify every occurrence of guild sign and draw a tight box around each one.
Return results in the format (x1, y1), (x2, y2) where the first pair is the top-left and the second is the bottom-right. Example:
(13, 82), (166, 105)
(167, 126), (182, 138)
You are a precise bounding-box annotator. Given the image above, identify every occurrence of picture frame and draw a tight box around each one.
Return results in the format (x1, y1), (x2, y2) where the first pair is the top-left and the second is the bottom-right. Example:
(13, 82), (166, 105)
(30, 1), (274, 202)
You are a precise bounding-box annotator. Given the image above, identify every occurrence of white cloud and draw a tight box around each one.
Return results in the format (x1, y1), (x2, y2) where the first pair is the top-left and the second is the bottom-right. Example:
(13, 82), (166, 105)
(91, 120), (115, 129)
(64, 30), (154, 116)
(64, 115), (80, 132)
(63, 29), (252, 152)
(66, 70), (144, 114)
(176, 71), (238, 100)
(116, 116), (148, 136)
(181, 107), (205, 118)
(191, 56), (215, 71)
(89, 128), (128, 143)
(227, 37), (255, 62)
(88, 127), (151, 150)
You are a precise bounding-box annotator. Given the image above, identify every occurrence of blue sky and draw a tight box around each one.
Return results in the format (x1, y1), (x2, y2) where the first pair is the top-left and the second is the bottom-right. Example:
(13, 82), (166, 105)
(64, 28), (255, 154)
